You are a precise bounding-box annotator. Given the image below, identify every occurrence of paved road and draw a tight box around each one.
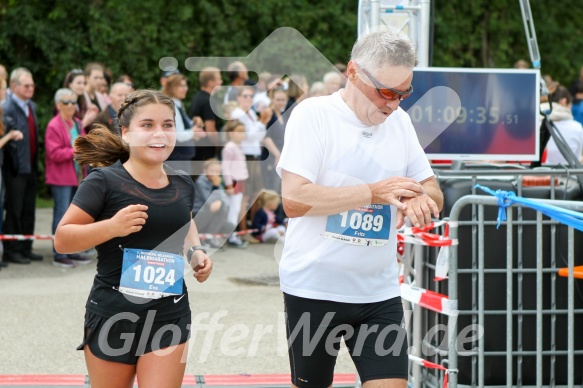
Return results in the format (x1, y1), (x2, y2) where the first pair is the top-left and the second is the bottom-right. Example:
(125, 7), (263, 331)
(0, 209), (355, 376)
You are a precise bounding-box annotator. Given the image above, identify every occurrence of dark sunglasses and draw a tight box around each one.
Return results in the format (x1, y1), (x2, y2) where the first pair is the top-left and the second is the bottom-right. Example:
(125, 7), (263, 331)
(60, 100), (76, 105)
(360, 67), (413, 101)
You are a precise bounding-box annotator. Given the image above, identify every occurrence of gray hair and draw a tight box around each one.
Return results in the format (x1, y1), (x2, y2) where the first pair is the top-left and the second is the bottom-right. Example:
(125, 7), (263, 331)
(54, 88), (76, 104)
(323, 71), (342, 84)
(309, 81), (327, 97)
(109, 82), (129, 94)
(351, 29), (418, 74)
(10, 67), (33, 85)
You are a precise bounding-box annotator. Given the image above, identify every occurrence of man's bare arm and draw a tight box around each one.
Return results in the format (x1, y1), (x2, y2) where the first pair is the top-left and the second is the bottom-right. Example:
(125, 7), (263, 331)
(281, 169), (425, 218)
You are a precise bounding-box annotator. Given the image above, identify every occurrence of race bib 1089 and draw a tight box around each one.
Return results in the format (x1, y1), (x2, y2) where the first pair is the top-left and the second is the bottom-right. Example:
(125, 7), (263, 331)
(324, 204), (391, 246)
(119, 248), (184, 299)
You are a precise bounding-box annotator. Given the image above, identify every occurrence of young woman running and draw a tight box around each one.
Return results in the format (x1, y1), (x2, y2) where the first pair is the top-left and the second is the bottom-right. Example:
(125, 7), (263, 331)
(54, 89), (212, 388)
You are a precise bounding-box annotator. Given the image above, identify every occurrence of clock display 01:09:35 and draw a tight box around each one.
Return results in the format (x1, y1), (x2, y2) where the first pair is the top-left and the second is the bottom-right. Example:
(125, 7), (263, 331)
(408, 106), (519, 125)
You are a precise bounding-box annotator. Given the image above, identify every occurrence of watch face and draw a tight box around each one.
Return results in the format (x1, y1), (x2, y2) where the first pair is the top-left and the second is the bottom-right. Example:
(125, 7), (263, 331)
(188, 246), (206, 262)
(187, 247), (196, 263)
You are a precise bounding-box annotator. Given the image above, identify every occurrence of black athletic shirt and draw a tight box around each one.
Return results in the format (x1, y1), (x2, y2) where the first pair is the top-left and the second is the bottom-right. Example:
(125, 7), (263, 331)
(72, 160), (194, 321)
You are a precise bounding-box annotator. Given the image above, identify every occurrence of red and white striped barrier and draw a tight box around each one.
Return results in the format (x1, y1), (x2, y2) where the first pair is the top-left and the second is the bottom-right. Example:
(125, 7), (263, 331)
(397, 221), (456, 247)
(198, 229), (258, 240)
(409, 355), (453, 388)
(400, 283), (458, 316)
(0, 230), (259, 242)
(0, 234), (54, 241)
(399, 220), (448, 235)
(0, 373), (358, 386)
(396, 221), (453, 280)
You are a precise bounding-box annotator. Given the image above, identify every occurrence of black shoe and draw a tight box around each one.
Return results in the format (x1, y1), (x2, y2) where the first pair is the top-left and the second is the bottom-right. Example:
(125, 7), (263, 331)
(23, 251), (43, 261)
(4, 252), (31, 264)
(53, 256), (77, 269)
(68, 253), (91, 265)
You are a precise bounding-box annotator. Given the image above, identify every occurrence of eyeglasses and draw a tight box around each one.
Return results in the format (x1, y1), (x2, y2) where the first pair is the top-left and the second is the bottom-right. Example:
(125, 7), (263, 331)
(60, 100), (76, 105)
(241, 94), (254, 98)
(359, 66), (413, 101)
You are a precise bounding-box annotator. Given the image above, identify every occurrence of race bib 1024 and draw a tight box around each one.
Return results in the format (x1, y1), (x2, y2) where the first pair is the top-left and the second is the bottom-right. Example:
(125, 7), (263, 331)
(324, 204), (391, 246)
(119, 248), (184, 299)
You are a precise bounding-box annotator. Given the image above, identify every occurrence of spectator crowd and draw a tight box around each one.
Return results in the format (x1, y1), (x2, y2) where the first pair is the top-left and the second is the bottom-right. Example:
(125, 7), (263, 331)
(2, 59), (583, 269)
(0, 61), (349, 269)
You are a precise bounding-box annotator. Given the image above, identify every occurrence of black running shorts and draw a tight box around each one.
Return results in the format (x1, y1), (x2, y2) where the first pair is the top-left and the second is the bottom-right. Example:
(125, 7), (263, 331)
(284, 293), (408, 388)
(77, 311), (191, 365)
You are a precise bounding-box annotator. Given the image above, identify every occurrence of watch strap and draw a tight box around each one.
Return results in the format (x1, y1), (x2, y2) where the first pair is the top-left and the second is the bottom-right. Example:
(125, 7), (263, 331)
(187, 245), (207, 263)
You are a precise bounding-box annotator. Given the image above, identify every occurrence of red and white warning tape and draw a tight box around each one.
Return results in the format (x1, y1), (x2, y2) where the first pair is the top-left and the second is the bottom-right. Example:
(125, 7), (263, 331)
(400, 283), (458, 316)
(409, 355), (454, 388)
(397, 221), (456, 247)
(397, 221), (453, 280)
(194, 229), (258, 241)
(398, 220), (448, 235)
(0, 229), (258, 241)
(0, 234), (54, 241)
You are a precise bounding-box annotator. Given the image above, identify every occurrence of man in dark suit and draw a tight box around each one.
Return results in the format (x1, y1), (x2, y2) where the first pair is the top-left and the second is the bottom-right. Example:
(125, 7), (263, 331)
(2, 67), (42, 265)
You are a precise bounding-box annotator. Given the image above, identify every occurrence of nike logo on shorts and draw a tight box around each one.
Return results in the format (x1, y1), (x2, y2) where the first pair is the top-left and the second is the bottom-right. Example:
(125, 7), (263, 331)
(174, 295), (185, 303)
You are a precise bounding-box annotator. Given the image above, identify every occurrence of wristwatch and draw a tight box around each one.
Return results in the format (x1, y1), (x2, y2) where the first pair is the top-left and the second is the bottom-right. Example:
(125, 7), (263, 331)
(187, 245), (207, 264)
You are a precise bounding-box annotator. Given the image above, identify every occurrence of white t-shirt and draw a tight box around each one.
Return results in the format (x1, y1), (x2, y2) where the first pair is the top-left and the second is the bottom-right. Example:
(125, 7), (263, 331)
(545, 119), (583, 165)
(172, 98), (195, 143)
(277, 92), (434, 303)
(231, 107), (266, 156)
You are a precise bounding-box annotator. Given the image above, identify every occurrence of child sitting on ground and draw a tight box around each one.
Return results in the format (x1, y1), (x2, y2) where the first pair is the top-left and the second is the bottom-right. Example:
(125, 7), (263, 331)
(251, 190), (286, 243)
(193, 159), (234, 249)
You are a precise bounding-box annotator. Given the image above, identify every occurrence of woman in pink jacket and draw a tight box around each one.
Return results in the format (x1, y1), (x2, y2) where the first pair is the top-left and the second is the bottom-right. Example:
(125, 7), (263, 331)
(45, 88), (91, 268)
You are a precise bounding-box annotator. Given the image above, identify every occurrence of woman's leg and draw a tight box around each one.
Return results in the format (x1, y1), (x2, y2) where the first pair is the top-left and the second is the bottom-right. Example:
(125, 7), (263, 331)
(84, 345), (136, 388)
(135, 342), (188, 388)
(50, 185), (73, 235)
(51, 185), (73, 256)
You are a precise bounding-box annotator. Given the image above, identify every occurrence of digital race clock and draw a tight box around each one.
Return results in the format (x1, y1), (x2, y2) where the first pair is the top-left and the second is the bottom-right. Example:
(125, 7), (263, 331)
(400, 68), (540, 161)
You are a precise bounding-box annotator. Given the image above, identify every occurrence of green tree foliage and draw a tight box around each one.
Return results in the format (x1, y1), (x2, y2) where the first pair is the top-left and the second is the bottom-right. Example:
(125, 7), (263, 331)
(2, 0), (581, 126)
(0, 0), (357, 196)
(433, 0), (583, 83)
(0, 0), (581, 142)
(0, 0), (357, 132)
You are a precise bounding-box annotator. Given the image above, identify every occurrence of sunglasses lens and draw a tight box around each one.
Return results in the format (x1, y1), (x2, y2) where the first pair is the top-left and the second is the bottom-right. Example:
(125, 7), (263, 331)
(379, 88), (411, 101)
(399, 92), (411, 101)
(378, 89), (399, 100)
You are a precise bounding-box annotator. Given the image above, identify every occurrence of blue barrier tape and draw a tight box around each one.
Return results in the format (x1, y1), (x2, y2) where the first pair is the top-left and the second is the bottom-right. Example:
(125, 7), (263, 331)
(475, 184), (583, 231)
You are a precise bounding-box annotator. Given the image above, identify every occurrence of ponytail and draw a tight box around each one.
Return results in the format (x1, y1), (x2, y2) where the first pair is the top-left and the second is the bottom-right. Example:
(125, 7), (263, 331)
(74, 126), (128, 167)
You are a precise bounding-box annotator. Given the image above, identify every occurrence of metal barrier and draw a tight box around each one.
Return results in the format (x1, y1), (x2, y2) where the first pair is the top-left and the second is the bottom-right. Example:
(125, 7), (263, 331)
(446, 195), (583, 387)
(356, 167), (583, 387)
